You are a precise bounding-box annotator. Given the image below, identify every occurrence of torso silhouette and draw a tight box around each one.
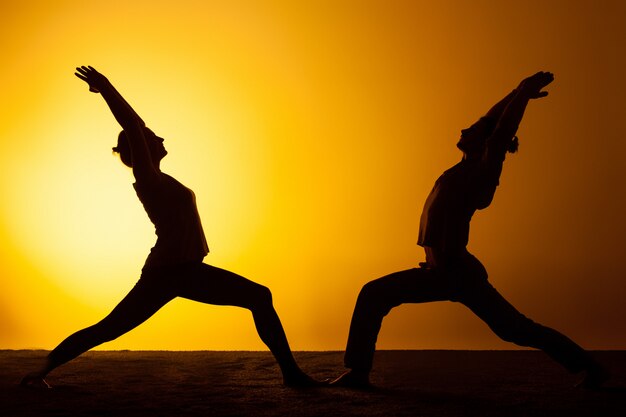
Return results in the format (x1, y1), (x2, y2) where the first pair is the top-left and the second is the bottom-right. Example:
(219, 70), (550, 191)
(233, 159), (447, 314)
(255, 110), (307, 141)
(418, 158), (499, 253)
(133, 174), (209, 267)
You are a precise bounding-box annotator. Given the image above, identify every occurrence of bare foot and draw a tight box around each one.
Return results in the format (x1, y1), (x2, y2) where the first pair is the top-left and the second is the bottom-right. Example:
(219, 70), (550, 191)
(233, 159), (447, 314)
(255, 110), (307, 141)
(329, 370), (372, 389)
(20, 373), (51, 389)
(283, 371), (327, 388)
(576, 364), (610, 390)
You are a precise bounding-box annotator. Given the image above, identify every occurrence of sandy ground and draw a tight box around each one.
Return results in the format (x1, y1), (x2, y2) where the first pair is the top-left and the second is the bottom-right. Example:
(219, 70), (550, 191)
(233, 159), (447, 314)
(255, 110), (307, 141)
(2, 350), (624, 417)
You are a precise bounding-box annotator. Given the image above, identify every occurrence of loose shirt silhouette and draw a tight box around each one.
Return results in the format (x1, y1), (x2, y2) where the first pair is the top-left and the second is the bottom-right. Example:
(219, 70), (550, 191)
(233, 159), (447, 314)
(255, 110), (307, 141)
(134, 173), (209, 267)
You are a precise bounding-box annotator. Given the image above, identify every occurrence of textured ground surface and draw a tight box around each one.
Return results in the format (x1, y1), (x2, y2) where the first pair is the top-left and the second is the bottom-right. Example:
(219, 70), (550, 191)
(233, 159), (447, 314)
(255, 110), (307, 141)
(2, 350), (625, 417)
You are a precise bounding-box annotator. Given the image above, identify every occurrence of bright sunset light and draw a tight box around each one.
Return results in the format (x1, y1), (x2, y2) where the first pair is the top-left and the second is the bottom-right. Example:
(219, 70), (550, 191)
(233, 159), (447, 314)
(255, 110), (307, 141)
(1, 0), (625, 351)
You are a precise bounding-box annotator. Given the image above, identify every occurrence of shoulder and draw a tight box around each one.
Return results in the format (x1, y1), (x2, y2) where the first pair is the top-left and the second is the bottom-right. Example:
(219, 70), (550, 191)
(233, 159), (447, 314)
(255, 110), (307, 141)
(133, 172), (168, 195)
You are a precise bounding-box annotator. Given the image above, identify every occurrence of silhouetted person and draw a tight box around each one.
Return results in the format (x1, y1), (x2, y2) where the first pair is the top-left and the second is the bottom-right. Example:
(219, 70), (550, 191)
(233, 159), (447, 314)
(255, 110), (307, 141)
(21, 66), (318, 388)
(332, 72), (608, 389)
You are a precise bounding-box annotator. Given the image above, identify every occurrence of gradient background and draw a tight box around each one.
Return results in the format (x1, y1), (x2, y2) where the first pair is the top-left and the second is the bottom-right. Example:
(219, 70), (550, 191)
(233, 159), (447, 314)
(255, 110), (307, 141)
(1, 0), (624, 351)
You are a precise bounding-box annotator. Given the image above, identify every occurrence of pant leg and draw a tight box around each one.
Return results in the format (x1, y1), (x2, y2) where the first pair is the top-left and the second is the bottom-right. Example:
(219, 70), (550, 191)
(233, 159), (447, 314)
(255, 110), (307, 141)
(173, 263), (301, 376)
(344, 267), (454, 372)
(47, 271), (176, 372)
(458, 275), (594, 373)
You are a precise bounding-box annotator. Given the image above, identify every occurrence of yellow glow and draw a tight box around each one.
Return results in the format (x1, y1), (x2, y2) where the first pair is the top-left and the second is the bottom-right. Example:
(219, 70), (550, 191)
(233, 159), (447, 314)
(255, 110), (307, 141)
(1, 0), (625, 351)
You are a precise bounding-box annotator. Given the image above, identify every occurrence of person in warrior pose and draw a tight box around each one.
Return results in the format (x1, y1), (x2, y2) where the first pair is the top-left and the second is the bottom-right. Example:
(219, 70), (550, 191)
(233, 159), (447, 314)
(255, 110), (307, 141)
(22, 66), (318, 388)
(332, 72), (608, 389)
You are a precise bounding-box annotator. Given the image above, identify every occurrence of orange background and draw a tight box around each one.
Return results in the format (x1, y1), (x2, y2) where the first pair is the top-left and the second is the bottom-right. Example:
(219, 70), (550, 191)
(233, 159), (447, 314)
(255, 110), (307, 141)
(1, 0), (625, 351)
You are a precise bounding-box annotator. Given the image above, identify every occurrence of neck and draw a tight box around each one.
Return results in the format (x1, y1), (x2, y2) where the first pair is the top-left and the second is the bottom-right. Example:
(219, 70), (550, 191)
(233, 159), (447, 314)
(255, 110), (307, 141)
(462, 151), (482, 162)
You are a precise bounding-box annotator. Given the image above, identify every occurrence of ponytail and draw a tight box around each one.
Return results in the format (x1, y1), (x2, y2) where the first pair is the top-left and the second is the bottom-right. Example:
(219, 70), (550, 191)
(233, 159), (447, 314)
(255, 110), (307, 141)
(507, 136), (519, 154)
(113, 131), (133, 167)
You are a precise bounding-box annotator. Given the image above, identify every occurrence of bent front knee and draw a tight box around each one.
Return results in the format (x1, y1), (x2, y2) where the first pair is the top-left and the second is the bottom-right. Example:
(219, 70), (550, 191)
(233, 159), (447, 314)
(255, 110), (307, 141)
(359, 280), (383, 300)
(249, 284), (274, 310)
(356, 280), (395, 315)
(258, 284), (273, 304)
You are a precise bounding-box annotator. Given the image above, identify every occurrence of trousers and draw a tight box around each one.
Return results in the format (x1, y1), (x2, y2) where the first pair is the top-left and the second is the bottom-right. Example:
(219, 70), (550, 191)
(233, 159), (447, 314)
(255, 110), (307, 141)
(344, 250), (594, 373)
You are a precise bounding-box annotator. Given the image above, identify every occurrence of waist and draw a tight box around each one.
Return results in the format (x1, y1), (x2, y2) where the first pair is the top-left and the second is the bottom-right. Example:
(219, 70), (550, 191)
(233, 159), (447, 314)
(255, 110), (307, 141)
(424, 246), (470, 268)
(142, 258), (204, 273)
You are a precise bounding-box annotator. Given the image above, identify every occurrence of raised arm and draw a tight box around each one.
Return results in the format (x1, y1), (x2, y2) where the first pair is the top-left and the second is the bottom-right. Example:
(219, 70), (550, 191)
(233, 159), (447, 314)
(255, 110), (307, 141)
(74, 66), (159, 184)
(483, 89), (518, 122)
(485, 71), (554, 162)
(474, 72), (554, 209)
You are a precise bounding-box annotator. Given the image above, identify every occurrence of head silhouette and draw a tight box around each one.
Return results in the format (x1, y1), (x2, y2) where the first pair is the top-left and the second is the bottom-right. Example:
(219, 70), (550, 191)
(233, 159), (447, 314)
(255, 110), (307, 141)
(113, 128), (167, 167)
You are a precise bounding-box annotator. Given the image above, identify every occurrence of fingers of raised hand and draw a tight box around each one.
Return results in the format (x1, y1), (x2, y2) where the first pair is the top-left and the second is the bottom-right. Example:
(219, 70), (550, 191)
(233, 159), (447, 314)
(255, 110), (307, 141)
(533, 71), (554, 86)
(75, 65), (100, 77)
(522, 71), (554, 95)
(74, 66), (93, 82)
(74, 72), (88, 81)
(544, 72), (555, 85)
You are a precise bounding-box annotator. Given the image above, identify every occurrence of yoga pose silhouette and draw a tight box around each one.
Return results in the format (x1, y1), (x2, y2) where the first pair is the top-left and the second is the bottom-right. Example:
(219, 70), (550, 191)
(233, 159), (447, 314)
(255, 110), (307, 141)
(332, 72), (608, 389)
(21, 66), (318, 388)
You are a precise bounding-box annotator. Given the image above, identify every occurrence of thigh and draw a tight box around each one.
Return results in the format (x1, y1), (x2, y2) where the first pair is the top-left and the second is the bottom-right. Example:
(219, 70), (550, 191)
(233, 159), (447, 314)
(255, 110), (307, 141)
(175, 263), (268, 308)
(98, 274), (176, 333)
(363, 267), (455, 306)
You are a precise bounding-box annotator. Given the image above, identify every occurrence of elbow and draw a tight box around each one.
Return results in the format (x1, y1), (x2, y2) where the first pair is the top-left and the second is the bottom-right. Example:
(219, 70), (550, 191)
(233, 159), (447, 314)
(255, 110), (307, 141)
(476, 198), (493, 210)
(475, 189), (496, 210)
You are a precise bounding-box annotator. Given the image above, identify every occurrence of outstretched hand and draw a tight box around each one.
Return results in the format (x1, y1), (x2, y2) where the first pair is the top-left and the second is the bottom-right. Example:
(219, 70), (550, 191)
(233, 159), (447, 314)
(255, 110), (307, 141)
(74, 65), (108, 93)
(518, 71), (554, 99)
